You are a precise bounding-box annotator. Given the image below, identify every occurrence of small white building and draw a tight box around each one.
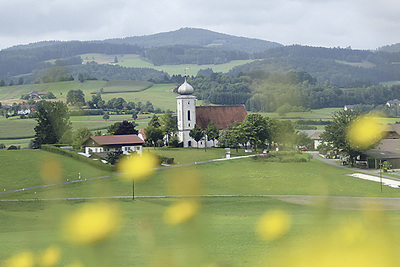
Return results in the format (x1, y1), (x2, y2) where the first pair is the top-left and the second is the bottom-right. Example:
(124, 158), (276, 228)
(82, 135), (144, 155)
(386, 99), (400, 108)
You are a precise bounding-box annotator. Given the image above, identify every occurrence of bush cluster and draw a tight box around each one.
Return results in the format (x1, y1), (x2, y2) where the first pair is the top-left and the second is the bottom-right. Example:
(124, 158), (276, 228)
(253, 151), (309, 162)
(40, 145), (116, 172)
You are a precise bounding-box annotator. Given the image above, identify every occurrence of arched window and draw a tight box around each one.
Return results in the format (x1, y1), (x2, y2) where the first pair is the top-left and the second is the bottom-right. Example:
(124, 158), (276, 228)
(188, 110), (191, 121)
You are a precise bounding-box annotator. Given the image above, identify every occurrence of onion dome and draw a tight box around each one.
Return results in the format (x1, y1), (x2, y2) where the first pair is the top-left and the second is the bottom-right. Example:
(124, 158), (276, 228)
(178, 78), (194, 95)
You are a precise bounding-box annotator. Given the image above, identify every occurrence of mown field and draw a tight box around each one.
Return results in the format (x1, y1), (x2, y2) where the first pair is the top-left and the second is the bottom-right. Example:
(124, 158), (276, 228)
(0, 80), (178, 110)
(80, 53), (257, 76)
(2, 148), (400, 266)
(0, 81), (179, 147)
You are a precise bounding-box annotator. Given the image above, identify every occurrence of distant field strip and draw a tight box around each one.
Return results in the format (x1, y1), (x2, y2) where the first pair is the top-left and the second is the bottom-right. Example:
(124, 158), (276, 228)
(91, 80), (154, 94)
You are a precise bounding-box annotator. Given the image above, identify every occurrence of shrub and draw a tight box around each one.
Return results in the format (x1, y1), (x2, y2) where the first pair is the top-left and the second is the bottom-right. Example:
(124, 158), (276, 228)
(253, 151), (308, 162)
(40, 145), (115, 172)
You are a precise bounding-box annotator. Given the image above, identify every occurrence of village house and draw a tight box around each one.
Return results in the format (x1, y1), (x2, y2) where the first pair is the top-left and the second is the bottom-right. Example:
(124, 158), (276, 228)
(29, 91), (47, 99)
(386, 99), (400, 108)
(82, 135), (144, 156)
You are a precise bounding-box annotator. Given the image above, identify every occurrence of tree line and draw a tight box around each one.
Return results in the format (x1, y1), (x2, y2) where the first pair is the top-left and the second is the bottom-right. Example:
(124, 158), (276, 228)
(186, 70), (400, 114)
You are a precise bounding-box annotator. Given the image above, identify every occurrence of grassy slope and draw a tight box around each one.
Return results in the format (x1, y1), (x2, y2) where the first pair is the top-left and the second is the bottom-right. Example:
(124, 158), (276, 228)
(0, 150), (113, 192)
(2, 149), (400, 265)
(0, 82), (178, 147)
(3, 149), (400, 200)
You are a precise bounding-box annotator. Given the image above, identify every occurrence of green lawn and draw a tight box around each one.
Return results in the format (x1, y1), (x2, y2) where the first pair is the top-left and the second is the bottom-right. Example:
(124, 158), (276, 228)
(2, 149), (400, 265)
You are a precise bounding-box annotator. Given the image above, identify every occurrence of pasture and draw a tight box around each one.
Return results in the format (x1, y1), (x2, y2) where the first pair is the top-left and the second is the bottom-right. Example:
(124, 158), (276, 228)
(0, 80), (178, 109)
(80, 53), (257, 76)
(2, 148), (400, 266)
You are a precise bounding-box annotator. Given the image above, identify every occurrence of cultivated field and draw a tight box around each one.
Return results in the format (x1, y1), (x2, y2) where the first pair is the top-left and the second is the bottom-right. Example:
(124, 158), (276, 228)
(80, 53), (257, 76)
(1, 148), (400, 266)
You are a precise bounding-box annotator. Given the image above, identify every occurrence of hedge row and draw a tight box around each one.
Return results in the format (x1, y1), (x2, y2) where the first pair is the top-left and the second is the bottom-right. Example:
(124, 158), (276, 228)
(40, 145), (116, 172)
(253, 151), (312, 163)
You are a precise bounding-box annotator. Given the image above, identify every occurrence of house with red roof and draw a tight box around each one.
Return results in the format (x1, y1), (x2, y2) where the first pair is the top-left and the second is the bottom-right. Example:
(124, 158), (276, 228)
(82, 135), (144, 155)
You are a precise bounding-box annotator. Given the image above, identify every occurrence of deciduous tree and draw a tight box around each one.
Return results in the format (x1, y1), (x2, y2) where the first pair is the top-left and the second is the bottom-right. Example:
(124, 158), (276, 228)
(321, 109), (361, 165)
(33, 101), (72, 148)
(189, 124), (204, 148)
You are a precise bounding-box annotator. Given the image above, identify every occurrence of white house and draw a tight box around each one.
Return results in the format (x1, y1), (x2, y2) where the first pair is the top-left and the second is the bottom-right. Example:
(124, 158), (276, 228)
(82, 135), (144, 155)
(386, 99), (400, 108)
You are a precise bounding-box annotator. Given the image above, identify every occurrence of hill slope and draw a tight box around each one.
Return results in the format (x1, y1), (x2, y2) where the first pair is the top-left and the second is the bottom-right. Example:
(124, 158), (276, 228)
(105, 28), (283, 53)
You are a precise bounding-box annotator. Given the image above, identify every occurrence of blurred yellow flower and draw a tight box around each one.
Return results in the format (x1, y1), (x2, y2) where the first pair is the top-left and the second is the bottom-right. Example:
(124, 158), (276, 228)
(118, 152), (159, 182)
(65, 261), (85, 267)
(347, 114), (385, 149)
(40, 158), (62, 183)
(37, 245), (61, 267)
(164, 199), (200, 225)
(3, 251), (34, 267)
(167, 168), (202, 196)
(62, 202), (120, 244)
(256, 210), (291, 241)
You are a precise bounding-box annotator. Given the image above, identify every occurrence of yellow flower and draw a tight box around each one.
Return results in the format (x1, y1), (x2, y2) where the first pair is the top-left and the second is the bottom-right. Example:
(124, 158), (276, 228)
(256, 210), (291, 241)
(163, 200), (200, 225)
(37, 246), (61, 267)
(65, 261), (85, 267)
(40, 158), (62, 184)
(118, 152), (159, 182)
(347, 114), (385, 149)
(62, 202), (120, 244)
(3, 251), (34, 267)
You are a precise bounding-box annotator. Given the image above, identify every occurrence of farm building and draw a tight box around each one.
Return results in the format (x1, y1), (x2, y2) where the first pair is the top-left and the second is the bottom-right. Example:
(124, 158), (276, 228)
(83, 135), (144, 155)
(298, 130), (325, 150)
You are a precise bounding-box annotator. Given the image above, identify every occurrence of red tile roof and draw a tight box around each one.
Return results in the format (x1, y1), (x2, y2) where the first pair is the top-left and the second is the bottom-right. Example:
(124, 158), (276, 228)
(90, 135), (144, 146)
(196, 105), (248, 130)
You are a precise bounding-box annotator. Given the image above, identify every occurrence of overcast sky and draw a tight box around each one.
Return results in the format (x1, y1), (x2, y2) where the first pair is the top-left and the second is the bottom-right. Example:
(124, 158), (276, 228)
(1, 0), (399, 51)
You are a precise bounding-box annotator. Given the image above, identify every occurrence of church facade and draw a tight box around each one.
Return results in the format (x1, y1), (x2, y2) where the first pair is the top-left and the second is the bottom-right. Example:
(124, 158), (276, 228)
(176, 79), (248, 148)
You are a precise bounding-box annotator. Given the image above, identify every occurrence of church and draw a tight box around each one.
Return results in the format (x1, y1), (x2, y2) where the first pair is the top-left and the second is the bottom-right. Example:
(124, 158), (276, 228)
(176, 78), (248, 148)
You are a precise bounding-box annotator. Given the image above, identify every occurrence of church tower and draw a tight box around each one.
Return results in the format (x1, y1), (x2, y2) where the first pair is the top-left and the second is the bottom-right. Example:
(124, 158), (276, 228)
(176, 77), (196, 147)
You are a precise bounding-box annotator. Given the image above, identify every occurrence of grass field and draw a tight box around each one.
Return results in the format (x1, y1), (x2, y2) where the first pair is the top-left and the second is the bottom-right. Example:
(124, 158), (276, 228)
(2, 148), (400, 265)
(1, 82), (178, 111)
(79, 53), (257, 76)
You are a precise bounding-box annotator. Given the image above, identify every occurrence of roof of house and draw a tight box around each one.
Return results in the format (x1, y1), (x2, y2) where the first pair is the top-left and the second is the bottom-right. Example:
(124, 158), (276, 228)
(195, 105), (248, 129)
(87, 135), (144, 146)
(365, 139), (400, 159)
(298, 130), (325, 139)
(387, 99), (400, 105)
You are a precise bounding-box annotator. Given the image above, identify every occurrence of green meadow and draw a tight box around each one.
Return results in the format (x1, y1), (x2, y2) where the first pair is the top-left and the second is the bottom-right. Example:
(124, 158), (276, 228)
(2, 148), (400, 266)
(0, 81), (178, 110)
(80, 53), (257, 76)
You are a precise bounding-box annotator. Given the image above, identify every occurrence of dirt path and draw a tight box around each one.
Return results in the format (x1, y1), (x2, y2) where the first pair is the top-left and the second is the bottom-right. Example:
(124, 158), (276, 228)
(271, 195), (400, 210)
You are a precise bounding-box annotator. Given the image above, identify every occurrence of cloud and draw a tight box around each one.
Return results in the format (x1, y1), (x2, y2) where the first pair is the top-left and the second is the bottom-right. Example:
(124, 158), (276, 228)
(0, 0), (399, 50)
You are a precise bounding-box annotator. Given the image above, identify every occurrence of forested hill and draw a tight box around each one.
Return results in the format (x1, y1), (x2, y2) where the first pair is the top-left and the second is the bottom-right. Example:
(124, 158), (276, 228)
(231, 45), (400, 87)
(2, 28), (400, 87)
(105, 28), (283, 54)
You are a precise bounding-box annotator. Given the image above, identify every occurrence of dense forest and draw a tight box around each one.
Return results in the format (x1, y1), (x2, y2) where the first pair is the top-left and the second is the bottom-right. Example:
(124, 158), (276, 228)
(105, 28), (283, 53)
(2, 28), (400, 112)
(188, 70), (400, 113)
(25, 62), (169, 84)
